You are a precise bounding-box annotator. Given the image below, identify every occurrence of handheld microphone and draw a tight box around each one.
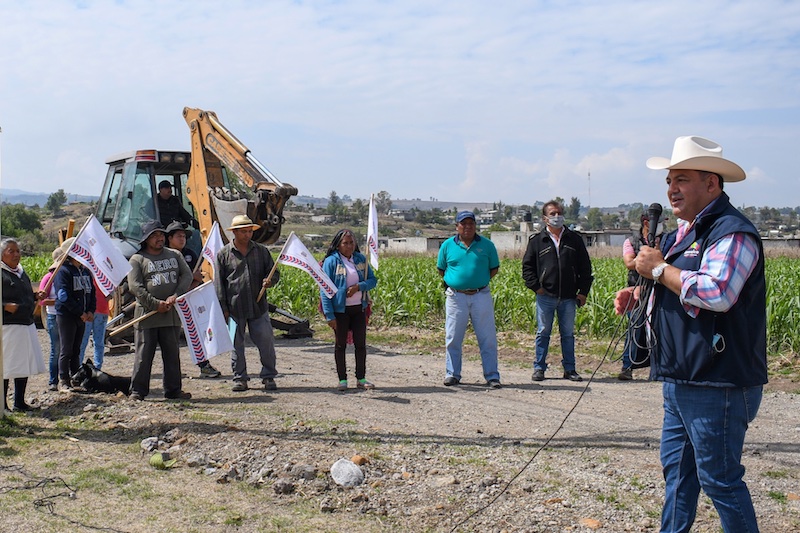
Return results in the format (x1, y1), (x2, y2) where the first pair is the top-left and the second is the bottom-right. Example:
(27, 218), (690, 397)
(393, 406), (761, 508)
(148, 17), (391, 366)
(647, 203), (663, 247)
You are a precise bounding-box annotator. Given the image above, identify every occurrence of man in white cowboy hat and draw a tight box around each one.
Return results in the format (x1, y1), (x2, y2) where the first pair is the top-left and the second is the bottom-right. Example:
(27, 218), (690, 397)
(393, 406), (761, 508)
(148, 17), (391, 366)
(215, 214), (281, 392)
(615, 136), (766, 533)
(127, 220), (193, 401)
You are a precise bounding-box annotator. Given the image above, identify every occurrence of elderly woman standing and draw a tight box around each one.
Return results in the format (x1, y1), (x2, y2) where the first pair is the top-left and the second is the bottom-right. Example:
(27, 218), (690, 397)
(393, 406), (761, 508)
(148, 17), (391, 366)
(2, 238), (46, 411)
(320, 229), (378, 391)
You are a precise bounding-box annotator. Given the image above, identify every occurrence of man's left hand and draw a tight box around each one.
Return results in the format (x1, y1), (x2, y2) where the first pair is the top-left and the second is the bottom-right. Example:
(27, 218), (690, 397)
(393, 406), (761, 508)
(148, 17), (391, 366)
(635, 246), (666, 279)
(576, 294), (587, 307)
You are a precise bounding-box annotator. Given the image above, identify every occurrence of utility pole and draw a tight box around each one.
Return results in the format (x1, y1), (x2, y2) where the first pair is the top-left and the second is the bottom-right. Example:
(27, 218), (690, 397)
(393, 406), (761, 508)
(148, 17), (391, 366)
(587, 170), (591, 208)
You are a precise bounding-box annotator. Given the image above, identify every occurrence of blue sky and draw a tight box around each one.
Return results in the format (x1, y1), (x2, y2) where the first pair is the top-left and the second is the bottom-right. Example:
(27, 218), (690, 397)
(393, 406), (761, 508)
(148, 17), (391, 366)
(1, 0), (799, 209)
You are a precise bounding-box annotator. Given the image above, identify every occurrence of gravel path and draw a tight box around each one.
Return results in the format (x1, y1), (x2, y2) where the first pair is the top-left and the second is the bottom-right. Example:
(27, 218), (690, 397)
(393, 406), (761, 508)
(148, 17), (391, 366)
(6, 332), (800, 532)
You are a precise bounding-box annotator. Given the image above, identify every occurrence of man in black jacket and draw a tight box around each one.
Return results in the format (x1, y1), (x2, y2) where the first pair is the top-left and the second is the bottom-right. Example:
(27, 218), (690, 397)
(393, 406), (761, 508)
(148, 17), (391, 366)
(522, 200), (593, 381)
(157, 180), (197, 229)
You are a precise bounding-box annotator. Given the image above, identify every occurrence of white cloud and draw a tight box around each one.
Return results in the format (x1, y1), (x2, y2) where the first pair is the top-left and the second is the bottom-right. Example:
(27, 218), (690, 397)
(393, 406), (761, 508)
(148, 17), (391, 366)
(1, 0), (799, 208)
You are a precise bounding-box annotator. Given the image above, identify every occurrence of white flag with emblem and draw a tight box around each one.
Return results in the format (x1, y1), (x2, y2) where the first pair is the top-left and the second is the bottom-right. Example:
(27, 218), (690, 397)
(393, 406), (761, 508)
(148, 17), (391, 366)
(277, 232), (338, 298)
(175, 281), (233, 365)
(200, 221), (224, 272)
(69, 215), (132, 296)
(367, 194), (379, 270)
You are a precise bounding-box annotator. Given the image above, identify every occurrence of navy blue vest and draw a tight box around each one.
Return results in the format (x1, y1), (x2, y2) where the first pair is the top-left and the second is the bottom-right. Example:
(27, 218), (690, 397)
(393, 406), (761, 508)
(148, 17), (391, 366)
(650, 193), (767, 387)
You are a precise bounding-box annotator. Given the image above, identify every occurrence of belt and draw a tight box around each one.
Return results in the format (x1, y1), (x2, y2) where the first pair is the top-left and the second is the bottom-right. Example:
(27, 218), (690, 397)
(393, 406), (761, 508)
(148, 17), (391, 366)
(455, 286), (486, 295)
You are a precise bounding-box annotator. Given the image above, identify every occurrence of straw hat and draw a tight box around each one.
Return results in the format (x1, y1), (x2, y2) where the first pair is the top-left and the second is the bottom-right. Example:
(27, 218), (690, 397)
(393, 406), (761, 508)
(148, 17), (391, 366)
(49, 247), (65, 270)
(227, 215), (260, 231)
(646, 136), (745, 183)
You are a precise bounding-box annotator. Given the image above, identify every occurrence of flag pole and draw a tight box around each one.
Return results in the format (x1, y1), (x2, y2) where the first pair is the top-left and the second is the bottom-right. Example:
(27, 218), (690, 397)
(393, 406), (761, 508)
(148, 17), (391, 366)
(107, 309), (158, 337)
(257, 232), (293, 303)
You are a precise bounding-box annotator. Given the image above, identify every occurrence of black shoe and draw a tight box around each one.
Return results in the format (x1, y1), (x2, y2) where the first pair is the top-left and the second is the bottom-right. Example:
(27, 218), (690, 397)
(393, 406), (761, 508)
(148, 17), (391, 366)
(563, 370), (583, 382)
(129, 392), (144, 401)
(618, 368), (633, 381)
(532, 369), (545, 381)
(263, 378), (277, 391)
(165, 391), (192, 400)
(487, 379), (502, 389)
(13, 403), (35, 412)
(443, 376), (460, 386)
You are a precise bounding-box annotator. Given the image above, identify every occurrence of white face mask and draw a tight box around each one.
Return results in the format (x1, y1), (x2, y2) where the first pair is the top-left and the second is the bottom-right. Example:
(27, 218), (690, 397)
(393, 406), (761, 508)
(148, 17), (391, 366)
(547, 214), (565, 229)
(656, 222), (664, 236)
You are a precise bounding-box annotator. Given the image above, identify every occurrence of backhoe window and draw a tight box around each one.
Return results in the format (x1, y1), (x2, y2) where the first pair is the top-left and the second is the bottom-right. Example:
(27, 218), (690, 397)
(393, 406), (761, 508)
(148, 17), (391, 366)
(97, 166), (123, 230)
(110, 163), (157, 242)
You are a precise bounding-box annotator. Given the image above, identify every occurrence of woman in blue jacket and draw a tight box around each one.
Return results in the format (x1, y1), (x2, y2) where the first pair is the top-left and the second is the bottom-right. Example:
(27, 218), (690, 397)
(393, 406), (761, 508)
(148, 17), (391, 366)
(54, 243), (96, 391)
(321, 229), (377, 391)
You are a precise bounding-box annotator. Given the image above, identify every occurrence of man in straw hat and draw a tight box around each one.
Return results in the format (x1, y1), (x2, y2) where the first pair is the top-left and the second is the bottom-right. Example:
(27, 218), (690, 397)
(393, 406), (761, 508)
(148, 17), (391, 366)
(127, 220), (193, 401)
(615, 136), (766, 533)
(215, 214), (281, 392)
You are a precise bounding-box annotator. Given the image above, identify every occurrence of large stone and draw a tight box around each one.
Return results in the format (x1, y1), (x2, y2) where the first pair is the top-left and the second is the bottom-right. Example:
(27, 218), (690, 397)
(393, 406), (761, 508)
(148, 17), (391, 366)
(330, 458), (365, 487)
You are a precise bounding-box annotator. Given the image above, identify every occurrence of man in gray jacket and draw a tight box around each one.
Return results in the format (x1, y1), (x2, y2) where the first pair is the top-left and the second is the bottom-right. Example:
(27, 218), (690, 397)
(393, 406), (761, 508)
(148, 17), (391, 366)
(128, 220), (192, 401)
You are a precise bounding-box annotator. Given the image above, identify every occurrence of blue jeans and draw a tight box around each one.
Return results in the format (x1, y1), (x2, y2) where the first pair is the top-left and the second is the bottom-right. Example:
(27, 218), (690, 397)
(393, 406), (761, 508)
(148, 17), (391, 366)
(80, 313), (108, 369)
(444, 287), (499, 382)
(620, 311), (633, 370)
(46, 314), (60, 386)
(660, 382), (762, 533)
(534, 293), (577, 372)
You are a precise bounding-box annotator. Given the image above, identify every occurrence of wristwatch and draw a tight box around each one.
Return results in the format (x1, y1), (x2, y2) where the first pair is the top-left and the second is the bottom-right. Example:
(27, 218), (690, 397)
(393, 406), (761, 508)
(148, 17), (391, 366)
(652, 262), (669, 284)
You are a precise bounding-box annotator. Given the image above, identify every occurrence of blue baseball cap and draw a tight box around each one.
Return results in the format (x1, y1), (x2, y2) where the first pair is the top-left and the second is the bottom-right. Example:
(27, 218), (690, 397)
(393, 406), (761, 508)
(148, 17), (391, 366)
(456, 210), (475, 223)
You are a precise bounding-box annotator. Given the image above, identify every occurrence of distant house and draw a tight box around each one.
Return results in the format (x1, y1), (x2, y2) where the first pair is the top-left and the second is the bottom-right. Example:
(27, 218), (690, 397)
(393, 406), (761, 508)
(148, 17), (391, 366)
(310, 214), (335, 224)
(386, 236), (447, 253)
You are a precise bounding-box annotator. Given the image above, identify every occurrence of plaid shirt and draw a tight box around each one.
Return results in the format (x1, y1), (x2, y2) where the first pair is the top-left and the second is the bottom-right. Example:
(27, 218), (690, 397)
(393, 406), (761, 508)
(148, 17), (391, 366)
(215, 240), (280, 320)
(671, 202), (760, 318)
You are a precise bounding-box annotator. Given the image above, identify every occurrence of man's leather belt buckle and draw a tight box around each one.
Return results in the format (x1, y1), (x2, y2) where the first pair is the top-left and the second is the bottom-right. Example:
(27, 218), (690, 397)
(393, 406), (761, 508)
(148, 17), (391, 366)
(456, 287), (485, 295)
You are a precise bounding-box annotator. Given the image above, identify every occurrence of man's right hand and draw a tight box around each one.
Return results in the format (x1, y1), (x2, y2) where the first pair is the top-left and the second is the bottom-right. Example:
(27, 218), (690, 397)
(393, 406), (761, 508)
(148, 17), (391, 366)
(327, 319), (337, 331)
(157, 301), (172, 313)
(614, 287), (638, 315)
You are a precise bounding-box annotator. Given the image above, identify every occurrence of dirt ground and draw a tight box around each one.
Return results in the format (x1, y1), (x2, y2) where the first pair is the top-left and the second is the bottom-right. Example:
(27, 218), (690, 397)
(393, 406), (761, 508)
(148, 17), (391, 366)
(1, 329), (799, 532)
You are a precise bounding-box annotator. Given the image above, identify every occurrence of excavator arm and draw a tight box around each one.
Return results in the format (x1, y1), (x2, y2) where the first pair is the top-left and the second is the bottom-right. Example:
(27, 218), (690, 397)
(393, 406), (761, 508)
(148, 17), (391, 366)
(182, 107), (297, 244)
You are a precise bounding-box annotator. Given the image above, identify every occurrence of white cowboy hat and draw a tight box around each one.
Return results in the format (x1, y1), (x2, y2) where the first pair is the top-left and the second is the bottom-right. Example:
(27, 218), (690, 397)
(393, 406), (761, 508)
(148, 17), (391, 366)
(227, 214), (261, 231)
(646, 136), (746, 183)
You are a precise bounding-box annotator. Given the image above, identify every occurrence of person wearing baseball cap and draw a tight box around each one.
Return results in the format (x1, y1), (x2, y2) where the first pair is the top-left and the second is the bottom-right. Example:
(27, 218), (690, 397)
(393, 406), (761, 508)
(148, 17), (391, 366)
(156, 179), (197, 229)
(436, 210), (502, 389)
(614, 136), (766, 532)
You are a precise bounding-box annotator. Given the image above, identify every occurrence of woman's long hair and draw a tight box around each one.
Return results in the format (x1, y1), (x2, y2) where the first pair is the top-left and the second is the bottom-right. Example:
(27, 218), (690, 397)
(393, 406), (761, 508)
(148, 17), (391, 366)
(325, 229), (361, 258)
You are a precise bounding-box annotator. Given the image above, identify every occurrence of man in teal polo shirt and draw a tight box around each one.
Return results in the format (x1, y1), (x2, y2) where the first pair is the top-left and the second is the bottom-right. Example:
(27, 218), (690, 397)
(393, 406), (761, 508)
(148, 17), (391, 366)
(437, 211), (501, 388)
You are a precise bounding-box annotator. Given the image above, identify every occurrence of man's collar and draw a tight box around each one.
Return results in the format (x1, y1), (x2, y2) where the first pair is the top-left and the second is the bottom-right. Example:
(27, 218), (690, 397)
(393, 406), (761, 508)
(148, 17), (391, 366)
(455, 233), (481, 245)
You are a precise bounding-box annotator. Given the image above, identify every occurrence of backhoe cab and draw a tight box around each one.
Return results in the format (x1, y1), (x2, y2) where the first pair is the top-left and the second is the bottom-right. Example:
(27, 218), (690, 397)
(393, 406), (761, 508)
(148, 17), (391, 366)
(95, 108), (311, 348)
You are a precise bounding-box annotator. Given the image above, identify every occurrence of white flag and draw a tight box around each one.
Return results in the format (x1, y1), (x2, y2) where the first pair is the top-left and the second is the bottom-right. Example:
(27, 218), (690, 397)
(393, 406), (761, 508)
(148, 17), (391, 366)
(200, 221), (224, 272)
(175, 281), (234, 365)
(367, 194), (379, 270)
(277, 232), (338, 298)
(69, 216), (132, 296)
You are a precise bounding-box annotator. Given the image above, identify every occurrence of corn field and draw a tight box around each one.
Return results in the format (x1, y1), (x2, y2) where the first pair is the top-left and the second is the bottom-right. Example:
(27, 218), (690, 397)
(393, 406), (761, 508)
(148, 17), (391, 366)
(21, 254), (800, 356)
(264, 256), (800, 357)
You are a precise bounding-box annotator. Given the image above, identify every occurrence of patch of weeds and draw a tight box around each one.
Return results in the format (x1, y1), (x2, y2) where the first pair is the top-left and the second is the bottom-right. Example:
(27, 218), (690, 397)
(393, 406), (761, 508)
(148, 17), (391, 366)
(628, 475), (646, 490)
(763, 470), (789, 479)
(225, 513), (246, 526)
(0, 446), (19, 457)
(768, 490), (787, 504)
(120, 479), (158, 500)
(43, 461), (58, 469)
(187, 411), (219, 423)
(596, 491), (618, 504)
(599, 454), (611, 463)
(70, 466), (130, 490)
